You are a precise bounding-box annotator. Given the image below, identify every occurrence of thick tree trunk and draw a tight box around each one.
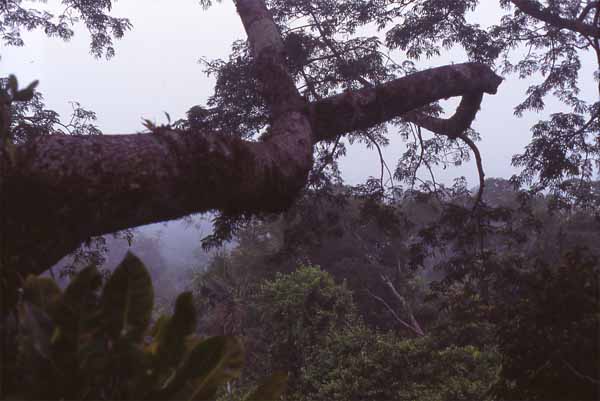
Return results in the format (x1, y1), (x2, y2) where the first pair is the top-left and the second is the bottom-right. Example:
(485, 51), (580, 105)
(0, 0), (502, 277)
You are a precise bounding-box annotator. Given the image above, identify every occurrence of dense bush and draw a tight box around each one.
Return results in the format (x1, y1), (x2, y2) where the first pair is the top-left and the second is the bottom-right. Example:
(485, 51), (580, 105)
(192, 182), (600, 401)
(1, 252), (285, 401)
(242, 266), (499, 401)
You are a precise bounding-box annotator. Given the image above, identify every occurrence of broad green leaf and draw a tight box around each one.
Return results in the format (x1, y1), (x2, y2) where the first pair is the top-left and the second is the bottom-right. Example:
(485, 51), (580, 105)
(244, 372), (288, 401)
(154, 292), (198, 370)
(114, 340), (154, 394)
(52, 265), (102, 343)
(145, 315), (169, 356)
(22, 276), (61, 314)
(15, 302), (63, 399)
(17, 302), (54, 360)
(100, 252), (154, 341)
(157, 336), (244, 401)
(184, 334), (203, 352)
(63, 265), (103, 304)
(171, 292), (197, 337)
(150, 315), (170, 338)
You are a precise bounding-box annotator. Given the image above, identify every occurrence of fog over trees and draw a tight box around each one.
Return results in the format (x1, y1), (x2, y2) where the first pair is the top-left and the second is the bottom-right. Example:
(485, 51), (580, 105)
(1, 1), (599, 400)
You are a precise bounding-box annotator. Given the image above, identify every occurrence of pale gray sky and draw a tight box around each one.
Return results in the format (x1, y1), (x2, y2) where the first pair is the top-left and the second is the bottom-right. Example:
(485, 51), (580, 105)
(2, 1), (598, 257)
(3, 1), (597, 186)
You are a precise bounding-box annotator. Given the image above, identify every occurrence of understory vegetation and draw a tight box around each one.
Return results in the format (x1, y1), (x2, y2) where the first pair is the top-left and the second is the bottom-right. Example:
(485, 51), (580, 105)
(191, 178), (600, 401)
(3, 179), (598, 401)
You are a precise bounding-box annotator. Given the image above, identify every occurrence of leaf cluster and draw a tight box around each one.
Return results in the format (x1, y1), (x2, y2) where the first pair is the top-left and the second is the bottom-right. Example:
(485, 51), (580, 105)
(3, 252), (285, 401)
(0, 0), (131, 58)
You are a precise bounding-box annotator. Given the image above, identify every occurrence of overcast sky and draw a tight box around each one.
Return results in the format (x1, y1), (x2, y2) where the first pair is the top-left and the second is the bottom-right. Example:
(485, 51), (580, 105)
(3, 1), (597, 185)
(2, 1), (598, 258)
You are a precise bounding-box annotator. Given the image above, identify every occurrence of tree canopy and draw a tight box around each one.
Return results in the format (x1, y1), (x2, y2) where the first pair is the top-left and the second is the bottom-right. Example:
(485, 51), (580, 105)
(190, 178), (599, 400)
(2, 2), (599, 399)
(1, 0), (598, 279)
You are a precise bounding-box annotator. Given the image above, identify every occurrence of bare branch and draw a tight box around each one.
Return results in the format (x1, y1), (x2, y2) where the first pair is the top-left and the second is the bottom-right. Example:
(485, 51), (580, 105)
(458, 133), (486, 208)
(562, 358), (600, 385)
(403, 92), (485, 139)
(366, 289), (425, 337)
(380, 274), (425, 336)
(510, 0), (600, 38)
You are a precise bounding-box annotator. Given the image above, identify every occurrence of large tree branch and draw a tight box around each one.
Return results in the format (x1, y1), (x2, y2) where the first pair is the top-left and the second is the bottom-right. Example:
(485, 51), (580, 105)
(367, 289), (425, 337)
(0, 0), (502, 278)
(578, 2), (599, 23)
(380, 274), (425, 336)
(302, 24), (494, 203)
(402, 92), (483, 139)
(309, 63), (501, 141)
(510, 0), (600, 38)
(2, 63), (501, 277)
(298, 14), (491, 141)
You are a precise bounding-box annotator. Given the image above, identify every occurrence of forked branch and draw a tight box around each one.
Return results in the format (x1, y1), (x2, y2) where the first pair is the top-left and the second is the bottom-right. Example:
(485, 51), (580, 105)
(1, 0), (503, 277)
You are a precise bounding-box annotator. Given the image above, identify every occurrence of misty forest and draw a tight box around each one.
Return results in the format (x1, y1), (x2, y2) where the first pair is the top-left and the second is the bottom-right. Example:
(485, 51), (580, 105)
(1, 0), (599, 400)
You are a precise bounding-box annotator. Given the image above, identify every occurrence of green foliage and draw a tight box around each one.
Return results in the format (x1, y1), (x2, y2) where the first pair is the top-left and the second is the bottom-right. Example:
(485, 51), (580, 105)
(158, 335), (244, 401)
(151, 291), (198, 369)
(1, 0), (132, 58)
(0, 73), (101, 151)
(6, 0), (600, 399)
(192, 180), (600, 401)
(4, 75), (39, 103)
(4, 252), (256, 401)
(256, 265), (357, 367)
(243, 266), (357, 397)
(0, 74), (39, 161)
(492, 250), (600, 401)
(100, 252), (154, 342)
(300, 326), (498, 401)
(248, 266), (498, 401)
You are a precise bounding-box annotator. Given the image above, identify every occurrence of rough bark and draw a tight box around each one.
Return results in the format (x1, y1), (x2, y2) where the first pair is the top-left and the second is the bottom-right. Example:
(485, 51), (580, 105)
(0, 0), (503, 277)
(310, 63), (501, 141)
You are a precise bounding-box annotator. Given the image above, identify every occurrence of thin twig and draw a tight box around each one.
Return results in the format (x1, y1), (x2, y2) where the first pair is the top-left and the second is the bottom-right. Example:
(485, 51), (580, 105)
(459, 133), (486, 209)
(366, 289), (425, 336)
(380, 273), (425, 336)
(562, 358), (600, 384)
(365, 131), (394, 192)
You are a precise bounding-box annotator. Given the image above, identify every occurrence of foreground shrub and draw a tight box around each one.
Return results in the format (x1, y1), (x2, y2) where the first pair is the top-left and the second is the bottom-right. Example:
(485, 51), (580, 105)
(3, 252), (285, 401)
